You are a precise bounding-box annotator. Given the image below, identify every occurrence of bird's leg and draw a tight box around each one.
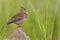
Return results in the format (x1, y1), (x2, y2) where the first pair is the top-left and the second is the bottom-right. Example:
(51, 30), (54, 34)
(16, 23), (22, 27)
(16, 23), (24, 32)
(18, 24), (22, 27)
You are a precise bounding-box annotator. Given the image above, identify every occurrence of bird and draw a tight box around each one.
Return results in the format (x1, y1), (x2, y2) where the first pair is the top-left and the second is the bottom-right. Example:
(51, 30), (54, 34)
(7, 7), (28, 27)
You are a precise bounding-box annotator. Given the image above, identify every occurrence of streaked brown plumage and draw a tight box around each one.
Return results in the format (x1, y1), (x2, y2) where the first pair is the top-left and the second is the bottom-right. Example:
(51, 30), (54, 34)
(7, 7), (28, 26)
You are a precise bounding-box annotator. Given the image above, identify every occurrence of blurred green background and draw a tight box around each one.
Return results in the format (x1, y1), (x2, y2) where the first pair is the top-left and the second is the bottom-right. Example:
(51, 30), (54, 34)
(0, 0), (60, 40)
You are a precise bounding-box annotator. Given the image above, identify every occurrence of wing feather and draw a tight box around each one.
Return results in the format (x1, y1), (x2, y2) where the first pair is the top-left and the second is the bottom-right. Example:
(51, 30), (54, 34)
(7, 14), (22, 24)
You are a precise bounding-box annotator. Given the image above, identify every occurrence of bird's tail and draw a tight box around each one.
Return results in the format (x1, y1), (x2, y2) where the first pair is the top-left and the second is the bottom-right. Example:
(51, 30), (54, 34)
(7, 21), (12, 24)
(7, 20), (13, 24)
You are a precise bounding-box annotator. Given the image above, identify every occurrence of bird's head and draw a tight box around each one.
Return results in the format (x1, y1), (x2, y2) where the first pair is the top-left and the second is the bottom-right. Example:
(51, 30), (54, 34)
(20, 7), (28, 15)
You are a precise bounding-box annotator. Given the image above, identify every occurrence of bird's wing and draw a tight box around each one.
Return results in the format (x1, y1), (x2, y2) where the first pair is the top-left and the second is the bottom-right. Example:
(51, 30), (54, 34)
(12, 13), (21, 18)
(7, 14), (22, 24)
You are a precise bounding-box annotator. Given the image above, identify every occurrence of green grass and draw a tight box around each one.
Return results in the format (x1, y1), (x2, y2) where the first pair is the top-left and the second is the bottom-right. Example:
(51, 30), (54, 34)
(0, 0), (60, 40)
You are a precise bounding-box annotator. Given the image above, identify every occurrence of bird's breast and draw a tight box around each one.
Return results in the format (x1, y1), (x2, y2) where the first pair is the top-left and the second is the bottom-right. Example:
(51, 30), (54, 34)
(15, 17), (26, 24)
